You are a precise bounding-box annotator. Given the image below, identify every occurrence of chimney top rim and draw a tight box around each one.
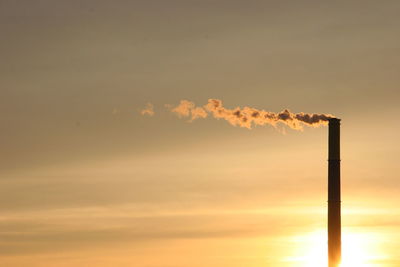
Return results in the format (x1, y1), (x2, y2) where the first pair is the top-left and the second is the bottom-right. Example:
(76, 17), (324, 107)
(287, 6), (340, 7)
(328, 117), (341, 122)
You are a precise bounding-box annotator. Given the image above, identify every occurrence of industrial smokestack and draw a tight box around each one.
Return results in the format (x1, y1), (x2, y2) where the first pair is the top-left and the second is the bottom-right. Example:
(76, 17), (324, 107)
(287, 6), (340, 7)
(328, 118), (341, 267)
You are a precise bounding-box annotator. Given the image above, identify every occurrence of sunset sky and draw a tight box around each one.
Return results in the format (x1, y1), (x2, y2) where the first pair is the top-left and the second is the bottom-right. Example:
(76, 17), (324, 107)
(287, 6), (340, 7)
(1, 1), (400, 266)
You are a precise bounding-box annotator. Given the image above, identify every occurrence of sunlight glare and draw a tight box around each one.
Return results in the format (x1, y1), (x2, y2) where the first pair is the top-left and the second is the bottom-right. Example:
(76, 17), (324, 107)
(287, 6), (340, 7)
(285, 228), (383, 267)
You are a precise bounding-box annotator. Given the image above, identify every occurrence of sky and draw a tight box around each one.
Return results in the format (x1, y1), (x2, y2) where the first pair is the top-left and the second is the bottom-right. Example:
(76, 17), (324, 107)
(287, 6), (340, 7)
(1, 1), (400, 266)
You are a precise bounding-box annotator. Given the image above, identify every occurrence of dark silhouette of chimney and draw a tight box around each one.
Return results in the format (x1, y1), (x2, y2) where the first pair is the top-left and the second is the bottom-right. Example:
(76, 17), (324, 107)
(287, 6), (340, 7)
(328, 118), (341, 267)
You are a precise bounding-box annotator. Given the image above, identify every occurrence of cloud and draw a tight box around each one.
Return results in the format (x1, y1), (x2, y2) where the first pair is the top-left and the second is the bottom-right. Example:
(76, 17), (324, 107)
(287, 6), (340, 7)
(0, 206), (297, 255)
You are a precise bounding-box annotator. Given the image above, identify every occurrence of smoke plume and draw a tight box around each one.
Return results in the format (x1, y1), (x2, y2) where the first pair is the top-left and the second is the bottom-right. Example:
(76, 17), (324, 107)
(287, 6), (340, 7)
(140, 103), (155, 116)
(169, 100), (208, 121)
(168, 99), (334, 130)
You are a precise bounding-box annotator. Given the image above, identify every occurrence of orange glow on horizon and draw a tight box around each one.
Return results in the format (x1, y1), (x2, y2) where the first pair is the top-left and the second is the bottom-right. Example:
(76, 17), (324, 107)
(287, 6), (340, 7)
(284, 228), (386, 267)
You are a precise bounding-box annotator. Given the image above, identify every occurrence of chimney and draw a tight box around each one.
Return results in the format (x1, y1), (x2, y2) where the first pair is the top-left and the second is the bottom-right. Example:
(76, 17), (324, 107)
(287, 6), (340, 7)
(328, 118), (341, 267)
